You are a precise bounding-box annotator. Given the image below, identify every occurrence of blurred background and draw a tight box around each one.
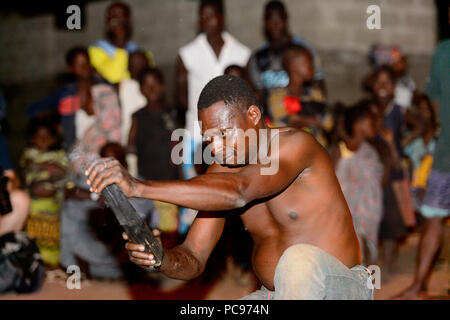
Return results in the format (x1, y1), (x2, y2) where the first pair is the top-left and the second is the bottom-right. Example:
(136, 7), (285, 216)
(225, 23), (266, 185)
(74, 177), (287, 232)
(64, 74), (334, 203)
(0, 0), (448, 300)
(0, 0), (446, 164)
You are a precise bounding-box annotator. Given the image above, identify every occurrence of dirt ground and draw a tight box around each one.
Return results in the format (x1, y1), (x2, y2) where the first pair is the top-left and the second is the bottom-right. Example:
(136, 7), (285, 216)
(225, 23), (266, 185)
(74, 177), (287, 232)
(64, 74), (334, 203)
(1, 226), (448, 300)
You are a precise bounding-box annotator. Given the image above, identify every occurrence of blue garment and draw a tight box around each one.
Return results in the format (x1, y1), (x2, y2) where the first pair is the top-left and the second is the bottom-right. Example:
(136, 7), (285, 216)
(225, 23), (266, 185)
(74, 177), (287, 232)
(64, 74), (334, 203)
(92, 40), (138, 57)
(404, 136), (436, 170)
(0, 92), (12, 171)
(26, 83), (79, 151)
(0, 92), (6, 122)
(0, 133), (12, 171)
(27, 84), (74, 118)
(249, 36), (324, 90)
(383, 103), (404, 157)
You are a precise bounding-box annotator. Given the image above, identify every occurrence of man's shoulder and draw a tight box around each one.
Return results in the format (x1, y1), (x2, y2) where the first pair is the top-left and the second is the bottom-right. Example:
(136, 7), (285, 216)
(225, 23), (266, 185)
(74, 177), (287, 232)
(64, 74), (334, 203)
(254, 41), (271, 54)
(178, 34), (207, 66)
(277, 127), (315, 141)
(224, 32), (250, 53)
(179, 34), (204, 54)
(276, 128), (319, 154)
(291, 36), (316, 51)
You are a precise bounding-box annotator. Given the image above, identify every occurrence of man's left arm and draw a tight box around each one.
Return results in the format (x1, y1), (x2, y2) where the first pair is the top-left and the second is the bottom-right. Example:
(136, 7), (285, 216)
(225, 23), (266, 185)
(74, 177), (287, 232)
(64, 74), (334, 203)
(86, 131), (317, 212)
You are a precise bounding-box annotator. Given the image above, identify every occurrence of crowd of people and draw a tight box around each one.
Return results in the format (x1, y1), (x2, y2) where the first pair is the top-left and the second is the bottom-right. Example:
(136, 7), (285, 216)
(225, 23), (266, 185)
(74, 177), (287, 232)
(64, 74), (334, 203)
(0, 0), (448, 299)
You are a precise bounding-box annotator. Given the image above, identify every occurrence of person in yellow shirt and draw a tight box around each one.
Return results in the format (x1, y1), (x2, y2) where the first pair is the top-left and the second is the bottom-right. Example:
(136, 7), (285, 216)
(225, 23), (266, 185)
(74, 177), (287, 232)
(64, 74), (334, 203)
(88, 1), (154, 84)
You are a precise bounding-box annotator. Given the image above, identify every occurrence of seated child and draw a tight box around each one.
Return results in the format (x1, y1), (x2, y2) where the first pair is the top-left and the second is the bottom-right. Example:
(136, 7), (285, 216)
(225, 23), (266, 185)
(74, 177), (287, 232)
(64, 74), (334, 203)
(21, 117), (69, 266)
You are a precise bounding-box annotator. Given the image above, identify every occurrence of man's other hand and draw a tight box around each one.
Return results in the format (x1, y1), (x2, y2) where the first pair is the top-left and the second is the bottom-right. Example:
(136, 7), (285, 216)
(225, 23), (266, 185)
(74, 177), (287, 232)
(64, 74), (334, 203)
(85, 157), (139, 197)
(123, 230), (162, 268)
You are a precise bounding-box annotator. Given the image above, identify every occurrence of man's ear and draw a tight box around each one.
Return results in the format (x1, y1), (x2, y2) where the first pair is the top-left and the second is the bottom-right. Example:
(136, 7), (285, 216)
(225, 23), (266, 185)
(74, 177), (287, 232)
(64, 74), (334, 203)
(247, 105), (261, 126)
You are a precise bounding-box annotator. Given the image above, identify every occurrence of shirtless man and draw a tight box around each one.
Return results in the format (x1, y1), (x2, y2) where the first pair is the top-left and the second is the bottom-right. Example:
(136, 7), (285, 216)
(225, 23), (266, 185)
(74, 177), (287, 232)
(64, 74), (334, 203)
(86, 75), (373, 300)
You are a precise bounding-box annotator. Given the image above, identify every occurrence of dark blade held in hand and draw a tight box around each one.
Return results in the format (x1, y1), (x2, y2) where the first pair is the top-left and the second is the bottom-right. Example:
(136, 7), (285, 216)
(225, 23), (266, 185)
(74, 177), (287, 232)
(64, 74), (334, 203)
(101, 183), (164, 267)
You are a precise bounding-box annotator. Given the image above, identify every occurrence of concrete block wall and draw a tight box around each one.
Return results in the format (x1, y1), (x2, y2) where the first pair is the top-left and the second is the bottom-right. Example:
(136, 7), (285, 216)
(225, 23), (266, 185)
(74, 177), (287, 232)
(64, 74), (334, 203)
(0, 0), (439, 165)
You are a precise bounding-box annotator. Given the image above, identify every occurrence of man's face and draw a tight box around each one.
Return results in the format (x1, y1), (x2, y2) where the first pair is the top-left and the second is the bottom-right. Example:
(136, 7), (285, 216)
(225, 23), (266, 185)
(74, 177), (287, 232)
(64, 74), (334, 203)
(264, 10), (287, 42)
(418, 99), (432, 123)
(106, 4), (130, 41)
(200, 5), (223, 37)
(69, 52), (92, 80)
(287, 54), (314, 84)
(356, 114), (376, 139)
(391, 56), (407, 77)
(372, 71), (394, 103)
(199, 101), (255, 167)
(140, 74), (164, 104)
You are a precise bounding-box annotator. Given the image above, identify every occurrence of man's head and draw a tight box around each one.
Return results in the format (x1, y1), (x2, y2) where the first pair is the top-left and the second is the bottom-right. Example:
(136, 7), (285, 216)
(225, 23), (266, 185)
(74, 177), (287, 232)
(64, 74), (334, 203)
(371, 65), (396, 105)
(199, 0), (224, 37)
(282, 45), (314, 85)
(138, 67), (165, 104)
(197, 75), (262, 167)
(264, 0), (289, 42)
(344, 101), (376, 140)
(66, 47), (92, 80)
(105, 1), (132, 46)
(412, 93), (438, 131)
(224, 64), (246, 79)
(391, 55), (408, 77)
(129, 50), (150, 80)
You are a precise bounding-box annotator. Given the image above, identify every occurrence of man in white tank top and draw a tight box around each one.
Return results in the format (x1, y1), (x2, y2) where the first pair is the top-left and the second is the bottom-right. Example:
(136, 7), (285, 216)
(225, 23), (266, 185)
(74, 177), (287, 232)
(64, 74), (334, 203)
(175, 0), (250, 234)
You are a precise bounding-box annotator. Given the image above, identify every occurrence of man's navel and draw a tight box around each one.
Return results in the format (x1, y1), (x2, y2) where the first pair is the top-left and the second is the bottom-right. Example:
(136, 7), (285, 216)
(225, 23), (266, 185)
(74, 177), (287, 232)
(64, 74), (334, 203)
(288, 211), (298, 220)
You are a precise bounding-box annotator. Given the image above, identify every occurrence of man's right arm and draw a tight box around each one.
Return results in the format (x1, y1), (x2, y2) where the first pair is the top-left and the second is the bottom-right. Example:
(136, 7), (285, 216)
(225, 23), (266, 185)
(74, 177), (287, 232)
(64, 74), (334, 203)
(161, 211), (226, 280)
(126, 210), (226, 280)
(125, 165), (227, 280)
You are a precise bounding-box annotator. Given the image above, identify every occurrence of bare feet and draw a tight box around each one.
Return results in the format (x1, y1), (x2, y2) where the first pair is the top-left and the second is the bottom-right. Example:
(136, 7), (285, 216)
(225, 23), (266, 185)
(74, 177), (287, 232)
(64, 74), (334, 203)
(391, 282), (427, 300)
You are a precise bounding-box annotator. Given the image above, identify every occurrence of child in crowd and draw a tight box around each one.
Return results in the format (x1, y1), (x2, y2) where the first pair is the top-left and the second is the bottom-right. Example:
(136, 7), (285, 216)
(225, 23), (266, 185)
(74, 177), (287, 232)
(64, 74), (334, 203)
(369, 66), (411, 278)
(128, 67), (179, 248)
(402, 94), (438, 212)
(119, 50), (151, 146)
(67, 51), (122, 176)
(267, 45), (329, 146)
(27, 47), (95, 151)
(247, 0), (326, 116)
(224, 64), (247, 79)
(369, 96), (407, 279)
(368, 45), (416, 110)
(26, 46), (93, 120)
(119, 50), (152, 176)
(332, 102), (384, 265)
(20, 118), (68, 267)
(370, 66), (405, 155)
